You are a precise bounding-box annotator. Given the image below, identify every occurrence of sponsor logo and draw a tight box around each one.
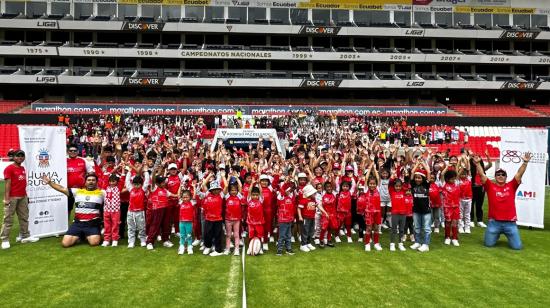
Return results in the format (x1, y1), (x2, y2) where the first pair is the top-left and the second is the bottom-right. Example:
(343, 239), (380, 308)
(501, 150), (522, 163)
(35, 76), (57, 83)
(517, 191), (537, 200)
(300, 80), (342, 88)
(37, 148), (50, 168)
(36, 21), (58, 28)
(358, 4), (383, 10)
(406, 81), (425, 87)
(501, 149), (546, 164)
(227, 79), (234, 85)
(124, 78), (166, 86)
(300, 26), (341, 35)
(227, 26), (233, 32)
(500, 30), (540, 40)
(404, 29), (424, 36)
(231, 0), (249, 5)
(122, 22), (165, 31)
(184, 0), (209, 5)
(272, 1), (297, 7)
(500, 81), (541, 90)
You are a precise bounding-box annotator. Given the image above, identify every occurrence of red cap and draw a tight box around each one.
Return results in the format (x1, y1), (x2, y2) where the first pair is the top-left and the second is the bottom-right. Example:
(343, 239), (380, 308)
(332, 163), (341, 169)
(345, 165), (353, 172)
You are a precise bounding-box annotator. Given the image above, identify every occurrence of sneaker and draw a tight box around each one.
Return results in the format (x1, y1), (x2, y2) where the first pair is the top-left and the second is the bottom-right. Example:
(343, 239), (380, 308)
(410, 235), (415, 242)
(444, 238), (451, 245)
(452, 239), (460, 247)
(401, 235), (407, 242)
(300, 245), (310, 252)
(374, 243), (383, 251)
(434, 227), (440, 234)
(478, 222), (487, 228)
(458, 227), (464, 234)
(273, 227), (278, 234)
(441, 222), (445, 228)
(258, 249), (264, 255)
(233, 249), (239, 256)
(398, 243), (406, 251)
(140, 241), (146, 247)
(188, 247), (194, 255)
(351, 229), (357, 235)
(364, 244), (371, 252)
(203, 247), (211, 255)
(307, 244), (316, 251)
(210, 251), (223, 257)
(1, 241), (10, 249)
(101, 241), (110, 247)
(128, 242), (135, 249)
(381, 224), (389, 230)
(15, 235), (22, 243)
(171, 227), (176, 234)
(223, 249), (230, 255)
(192, 239), (201, 246)
(291, 236), (296, 243)
(175, 233), (181, 238)
(339, 229), (345, 236)
(410, 243), (421, 250)
(314, 238), (320, 245)
(163, 241), (174, 248)
(464, 227), (471, 234)
(276, 251), (283, 256)
(111, 241), (118, 247)
(239, 239), (244, 246)
(199, 245), (205, 251)
(286, 249), (295, 255)
(178, 245), (185, 255)
(20, 236), (39, 243)
(327, 242), (335, 247)
(418, 244), (430, 252)
(347, 236), (353, 243)
(335, 236), (341, 243)
(269, 236), (275, 243)
(469, 222), (475, 228)
(146, 243), (154, 250)
(389, 243), (396, 251)
(156, 235), (162, 242)
(319, 242), (325, 248)
(262, 243), (268, 251)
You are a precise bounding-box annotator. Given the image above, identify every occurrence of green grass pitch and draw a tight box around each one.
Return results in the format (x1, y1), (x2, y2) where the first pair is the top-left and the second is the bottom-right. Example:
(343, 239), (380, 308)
(0, 182), (549, 307)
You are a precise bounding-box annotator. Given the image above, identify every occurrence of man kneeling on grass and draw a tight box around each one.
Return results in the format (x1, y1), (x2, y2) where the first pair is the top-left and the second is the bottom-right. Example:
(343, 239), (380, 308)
(42, 173), (104, 247)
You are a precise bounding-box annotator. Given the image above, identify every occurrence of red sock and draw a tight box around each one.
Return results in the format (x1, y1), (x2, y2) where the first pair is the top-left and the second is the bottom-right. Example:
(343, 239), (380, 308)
(452, 225), (459, 240)
(445, 223), (451, 238)
(364, 232), (371, 244)
(373, 232), (379, 244)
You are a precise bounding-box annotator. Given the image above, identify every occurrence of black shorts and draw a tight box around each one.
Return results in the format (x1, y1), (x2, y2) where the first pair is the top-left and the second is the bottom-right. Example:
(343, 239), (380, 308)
(66, 221), (100, 240)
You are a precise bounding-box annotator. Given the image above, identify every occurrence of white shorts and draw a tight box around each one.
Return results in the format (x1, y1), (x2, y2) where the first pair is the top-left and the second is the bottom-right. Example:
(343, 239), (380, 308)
(381, 201), (391, 208)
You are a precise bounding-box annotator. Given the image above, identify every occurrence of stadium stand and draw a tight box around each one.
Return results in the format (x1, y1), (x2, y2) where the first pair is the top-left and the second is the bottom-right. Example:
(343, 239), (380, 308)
(448, 105), (543, 118)
(528, 105), (550, 116)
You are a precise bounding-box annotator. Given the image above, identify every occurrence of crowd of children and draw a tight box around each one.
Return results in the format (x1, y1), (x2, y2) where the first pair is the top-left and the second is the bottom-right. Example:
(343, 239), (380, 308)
(61, 114), (492, 256)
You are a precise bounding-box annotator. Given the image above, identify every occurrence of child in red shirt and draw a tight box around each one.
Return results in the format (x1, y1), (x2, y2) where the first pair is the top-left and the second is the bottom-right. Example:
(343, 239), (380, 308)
(428, 174), (443, 234)
(178, 190), (196, 255)
(223, 175), (243, 256)
(276, 179), (297, 255)
(123, 174), (149, 248)
(441, 169), (461, 246)
(102, 174), (122, 247)
(458, 170), (473, 234)
(247, 180), (265, 254)
(320, 181), (338, 248)
(389, 179), (407, 251)
(337, 181), (355, 243)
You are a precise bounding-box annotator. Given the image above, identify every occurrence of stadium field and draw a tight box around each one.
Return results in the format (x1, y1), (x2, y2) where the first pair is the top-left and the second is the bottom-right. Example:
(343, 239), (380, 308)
(0, 182), (549, 308)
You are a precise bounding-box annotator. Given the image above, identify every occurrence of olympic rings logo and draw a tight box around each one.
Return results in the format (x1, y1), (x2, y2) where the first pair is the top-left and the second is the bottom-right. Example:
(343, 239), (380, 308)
(501, 150), (522, 163)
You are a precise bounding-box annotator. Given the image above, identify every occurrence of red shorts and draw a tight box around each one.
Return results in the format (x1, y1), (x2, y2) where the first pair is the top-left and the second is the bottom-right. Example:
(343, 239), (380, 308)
(337, 211), (351, 224)
(365, 211), (382, 226)
(444, 207), (460, 221)
(248, 224), (264, 240)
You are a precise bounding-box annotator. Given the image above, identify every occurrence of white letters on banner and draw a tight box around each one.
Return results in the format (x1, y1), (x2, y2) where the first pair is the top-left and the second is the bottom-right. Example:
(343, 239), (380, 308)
(500, 128), (548, 228)
(19, 126), (68, 237)
(210, 129), (284, 156)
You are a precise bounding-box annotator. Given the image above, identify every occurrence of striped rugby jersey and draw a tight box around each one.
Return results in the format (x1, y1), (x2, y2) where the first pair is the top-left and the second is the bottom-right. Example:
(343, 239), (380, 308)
(70, 188), (105, 222)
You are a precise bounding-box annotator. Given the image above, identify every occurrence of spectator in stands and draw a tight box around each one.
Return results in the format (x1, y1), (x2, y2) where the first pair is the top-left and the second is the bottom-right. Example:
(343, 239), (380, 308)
(1, 150), (39, 249)
(473, 152), (531, 250)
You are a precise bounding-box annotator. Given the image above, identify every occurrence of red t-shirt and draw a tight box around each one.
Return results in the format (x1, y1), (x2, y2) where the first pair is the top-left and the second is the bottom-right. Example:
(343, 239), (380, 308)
(203, 193), (223, 221)
(277, 195), (296, 223)
(67, 157), (88, 188)
(356, 193), (367, 214)
(365, 189), (381, 213)
(298, 197), (316, 219)
(337, 190), (352, 213)
(4, 164), (26, 197)
(404, 194), (413, 216)
(484, 178), (520, 221)
(225, 194), (243, 221)
(150, 188), (169, 210)
(322, 193), (337, 215)
(442, 183), (460, 208)
(247, 198), (264, 225)
(389, 188), (407, 215)
(459, 178), (473, 199)
(429, 183), (442, 208)
(179, 201), (194, 222)
(129, 188), (146, 211)
(261, 186), (274, 213)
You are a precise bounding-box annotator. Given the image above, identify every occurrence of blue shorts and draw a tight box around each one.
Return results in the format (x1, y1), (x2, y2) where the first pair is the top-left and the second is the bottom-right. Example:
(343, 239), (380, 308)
(66, 221), (101, 240)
